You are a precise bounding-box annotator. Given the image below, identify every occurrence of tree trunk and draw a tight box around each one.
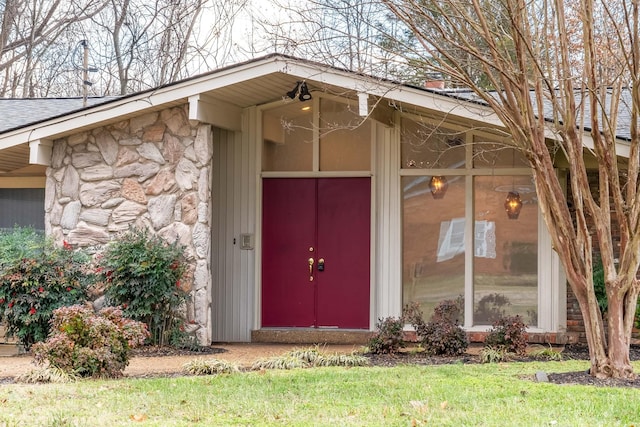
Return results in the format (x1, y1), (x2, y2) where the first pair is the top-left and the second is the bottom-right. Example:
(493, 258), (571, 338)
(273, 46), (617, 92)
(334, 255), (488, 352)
(572, 276), (636, 379)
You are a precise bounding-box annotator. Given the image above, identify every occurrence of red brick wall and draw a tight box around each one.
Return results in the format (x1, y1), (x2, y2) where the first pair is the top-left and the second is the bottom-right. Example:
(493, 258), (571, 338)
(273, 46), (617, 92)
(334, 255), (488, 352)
(565, 170), (622, 343)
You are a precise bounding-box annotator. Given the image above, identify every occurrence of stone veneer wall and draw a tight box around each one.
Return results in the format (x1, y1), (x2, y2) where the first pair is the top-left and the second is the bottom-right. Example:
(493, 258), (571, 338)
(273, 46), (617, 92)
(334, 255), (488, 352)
(44, 105), (212, 345)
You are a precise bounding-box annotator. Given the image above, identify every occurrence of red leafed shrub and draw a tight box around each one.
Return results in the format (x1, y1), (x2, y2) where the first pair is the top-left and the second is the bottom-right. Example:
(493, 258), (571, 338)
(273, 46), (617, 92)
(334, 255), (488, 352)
(32, 305), (149, 378)
(405, 299), (468, 356)
(368, 316), (405, 354)
(484, 315), (528, 355)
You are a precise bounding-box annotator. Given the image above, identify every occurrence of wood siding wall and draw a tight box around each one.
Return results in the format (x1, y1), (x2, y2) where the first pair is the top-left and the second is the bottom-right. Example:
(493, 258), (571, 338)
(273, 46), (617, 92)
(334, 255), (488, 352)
(211, 108), (257, 342)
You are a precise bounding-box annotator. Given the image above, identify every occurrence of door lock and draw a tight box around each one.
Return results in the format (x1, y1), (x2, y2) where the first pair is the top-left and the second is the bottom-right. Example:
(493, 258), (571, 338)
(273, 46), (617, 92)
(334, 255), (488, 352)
(317, 258), (325, 272)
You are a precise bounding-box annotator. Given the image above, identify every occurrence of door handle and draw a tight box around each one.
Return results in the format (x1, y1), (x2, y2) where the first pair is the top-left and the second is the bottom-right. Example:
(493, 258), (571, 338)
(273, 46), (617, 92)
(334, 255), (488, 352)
(317, 258), (325, 271)
(308, 258), (314, 281)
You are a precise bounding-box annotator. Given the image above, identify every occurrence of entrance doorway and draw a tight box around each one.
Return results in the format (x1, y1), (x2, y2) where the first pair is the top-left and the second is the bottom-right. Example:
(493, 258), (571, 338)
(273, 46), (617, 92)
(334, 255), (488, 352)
(261, 177), (371, 329)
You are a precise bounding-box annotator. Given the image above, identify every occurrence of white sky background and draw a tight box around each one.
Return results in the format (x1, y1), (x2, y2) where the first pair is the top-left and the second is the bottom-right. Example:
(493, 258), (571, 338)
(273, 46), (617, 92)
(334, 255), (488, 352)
(197, 0), (329, 71)
(196, 0), (299, 70)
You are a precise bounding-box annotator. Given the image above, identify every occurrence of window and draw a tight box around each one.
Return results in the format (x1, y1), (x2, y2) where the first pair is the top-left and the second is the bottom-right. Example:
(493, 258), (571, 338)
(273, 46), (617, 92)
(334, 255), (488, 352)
(402, 175), (465, 318)
(401, 117), (538, 327)
(0, 188), (45, 230)
(473, 176), (538, 326)
(261, 97), (371, 173)
(262, 103), (313, 171)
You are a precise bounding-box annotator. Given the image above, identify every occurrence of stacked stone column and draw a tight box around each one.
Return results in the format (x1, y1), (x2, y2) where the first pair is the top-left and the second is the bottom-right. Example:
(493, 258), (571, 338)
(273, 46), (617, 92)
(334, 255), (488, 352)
(45, 106), (212, 344)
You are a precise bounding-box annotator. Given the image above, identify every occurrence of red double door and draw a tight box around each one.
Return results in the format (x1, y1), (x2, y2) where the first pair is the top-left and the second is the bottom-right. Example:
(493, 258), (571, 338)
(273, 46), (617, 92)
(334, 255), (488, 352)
(261, 178), (371, 329)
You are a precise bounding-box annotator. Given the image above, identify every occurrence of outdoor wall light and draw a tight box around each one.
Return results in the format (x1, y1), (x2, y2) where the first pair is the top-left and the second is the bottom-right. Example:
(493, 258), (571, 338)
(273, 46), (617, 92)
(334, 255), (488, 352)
(286, 81), (312, 101)
(298, 82), (312, 101)
(504, 191), (523, 219)
(429, 176), (448, 199)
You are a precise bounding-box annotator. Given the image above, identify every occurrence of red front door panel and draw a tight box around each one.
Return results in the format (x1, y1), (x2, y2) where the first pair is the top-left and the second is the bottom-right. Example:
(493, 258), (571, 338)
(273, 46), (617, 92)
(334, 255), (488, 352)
(262, 178), (317, 327)
(261, 178), (370, 329)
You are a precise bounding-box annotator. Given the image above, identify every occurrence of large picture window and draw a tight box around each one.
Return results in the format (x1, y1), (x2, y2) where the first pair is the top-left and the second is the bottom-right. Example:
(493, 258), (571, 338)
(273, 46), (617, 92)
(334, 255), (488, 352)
(401, 117), (538, 327)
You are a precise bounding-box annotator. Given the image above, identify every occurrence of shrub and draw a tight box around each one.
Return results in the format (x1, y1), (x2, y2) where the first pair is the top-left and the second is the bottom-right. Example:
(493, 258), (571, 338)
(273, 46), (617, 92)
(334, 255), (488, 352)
(405, 299), (468, 356)
(99, 228), (188, 346)
(367, 316), (405, 354)
(251, 347), (369, 370)
(313, 353), (369, 367)
(484, 315), (528, 355)
(0, 243), (91, 349)
(479, 346), (509, 363)
(182, 359), (240, 376)
(0, 227), (46, 273)
(431, 296), (464, 325)
(32, 305), (148, 378)
(252, 355), (310, 370)
(16, 366), (77, 384)
(529, 345), (563, 361)
(419, 320), (469, 356)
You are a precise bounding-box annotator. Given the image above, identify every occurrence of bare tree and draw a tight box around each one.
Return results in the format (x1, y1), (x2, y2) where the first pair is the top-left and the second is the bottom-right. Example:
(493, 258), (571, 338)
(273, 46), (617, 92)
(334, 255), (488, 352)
(383, 0), (640, 378)
(255, 0), (392, 75)
(0, 0), (250, 97)
(0, 0), (109, 97)
(84, 0), (252, 95)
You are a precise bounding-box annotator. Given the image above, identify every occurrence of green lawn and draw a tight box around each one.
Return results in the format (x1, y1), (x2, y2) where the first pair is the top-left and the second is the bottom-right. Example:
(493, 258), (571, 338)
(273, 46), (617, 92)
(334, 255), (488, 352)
(1, 361), (639, 426)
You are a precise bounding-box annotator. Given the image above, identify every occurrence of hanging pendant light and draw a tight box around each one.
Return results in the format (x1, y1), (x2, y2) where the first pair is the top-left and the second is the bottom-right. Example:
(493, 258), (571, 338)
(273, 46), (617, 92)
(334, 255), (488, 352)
(429, 176), (448, 199)
(504, 191), (523, 219)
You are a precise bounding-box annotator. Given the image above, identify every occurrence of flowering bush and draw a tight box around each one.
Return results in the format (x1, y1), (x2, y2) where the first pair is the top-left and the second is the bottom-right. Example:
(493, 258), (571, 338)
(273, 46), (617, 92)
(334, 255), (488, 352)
(99, 227), (188, 346)
(32, 305), (148, 378)
(0, 243), (92, 349)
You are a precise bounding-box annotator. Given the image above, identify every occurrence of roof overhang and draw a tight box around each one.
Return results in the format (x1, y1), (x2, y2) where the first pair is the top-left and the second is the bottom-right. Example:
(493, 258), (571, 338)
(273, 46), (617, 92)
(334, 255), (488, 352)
(0, 55), (505, 151)
(0, 54), (633, 175)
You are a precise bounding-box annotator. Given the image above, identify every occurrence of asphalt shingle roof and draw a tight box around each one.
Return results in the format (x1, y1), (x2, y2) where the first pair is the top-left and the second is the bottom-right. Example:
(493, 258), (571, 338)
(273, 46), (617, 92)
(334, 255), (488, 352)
(0, 96), (120, 134)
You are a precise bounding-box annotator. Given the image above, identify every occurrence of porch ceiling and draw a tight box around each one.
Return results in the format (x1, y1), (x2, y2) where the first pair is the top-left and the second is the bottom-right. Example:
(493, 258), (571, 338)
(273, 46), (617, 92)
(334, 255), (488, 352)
(199, 72), (360, 109)
(0, 144), (43, 175)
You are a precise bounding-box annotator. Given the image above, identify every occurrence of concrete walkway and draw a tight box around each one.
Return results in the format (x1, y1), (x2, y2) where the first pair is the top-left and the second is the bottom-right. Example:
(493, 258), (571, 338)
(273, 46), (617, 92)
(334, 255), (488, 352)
(0, 342), (364, 379)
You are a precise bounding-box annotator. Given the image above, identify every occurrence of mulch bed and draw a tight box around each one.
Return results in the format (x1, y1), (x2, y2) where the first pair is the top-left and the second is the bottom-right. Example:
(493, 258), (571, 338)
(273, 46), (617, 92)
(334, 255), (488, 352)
(130, 345), (226, 357)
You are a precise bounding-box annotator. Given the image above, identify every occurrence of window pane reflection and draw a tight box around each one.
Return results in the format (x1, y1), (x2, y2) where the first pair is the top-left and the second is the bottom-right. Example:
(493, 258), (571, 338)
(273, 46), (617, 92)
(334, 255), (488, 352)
(319, 98), (371, 171)
(402, 176), (465, 318)
(401, 118), (465, 169)
(473, 176), (538, 326)
(262, 103), (313, 171)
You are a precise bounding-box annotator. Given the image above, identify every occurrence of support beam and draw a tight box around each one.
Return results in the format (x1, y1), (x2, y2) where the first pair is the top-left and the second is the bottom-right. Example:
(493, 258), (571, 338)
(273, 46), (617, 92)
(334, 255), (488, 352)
(189, 94), (242, 131)
(29, 139), (53, 166)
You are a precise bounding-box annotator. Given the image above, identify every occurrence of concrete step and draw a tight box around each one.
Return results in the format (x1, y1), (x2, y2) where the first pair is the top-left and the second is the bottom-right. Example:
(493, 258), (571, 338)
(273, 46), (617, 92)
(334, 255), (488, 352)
(251, 329), (373, 345)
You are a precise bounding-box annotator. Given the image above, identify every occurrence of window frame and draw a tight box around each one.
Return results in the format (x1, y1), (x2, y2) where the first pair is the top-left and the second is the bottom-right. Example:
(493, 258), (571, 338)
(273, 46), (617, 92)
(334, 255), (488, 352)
(398, 112), (551, 331)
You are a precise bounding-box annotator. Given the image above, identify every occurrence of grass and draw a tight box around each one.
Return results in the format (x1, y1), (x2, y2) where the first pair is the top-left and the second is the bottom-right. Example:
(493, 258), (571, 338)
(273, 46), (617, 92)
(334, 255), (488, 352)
(1, 361), (639, 426)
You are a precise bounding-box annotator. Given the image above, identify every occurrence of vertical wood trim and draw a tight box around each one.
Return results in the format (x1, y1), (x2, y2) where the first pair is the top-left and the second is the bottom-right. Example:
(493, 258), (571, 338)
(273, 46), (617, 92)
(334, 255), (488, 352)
(464, 132), (475, 328)
(211, 128), (224, 340)
(375, 120), (402, 320)
(538, 206), (553, 330)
